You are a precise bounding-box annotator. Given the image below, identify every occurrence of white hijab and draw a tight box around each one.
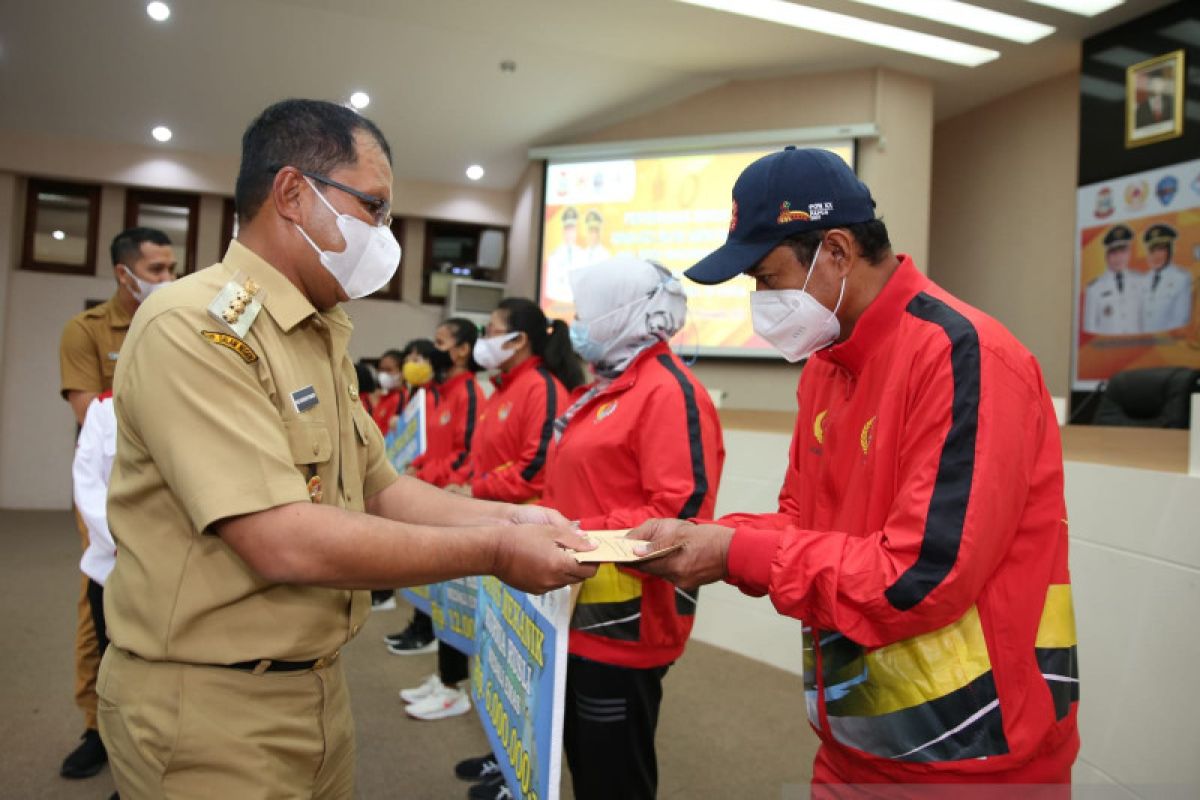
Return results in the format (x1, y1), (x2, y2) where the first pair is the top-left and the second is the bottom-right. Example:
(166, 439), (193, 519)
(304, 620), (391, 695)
(569, 255), (688, 378)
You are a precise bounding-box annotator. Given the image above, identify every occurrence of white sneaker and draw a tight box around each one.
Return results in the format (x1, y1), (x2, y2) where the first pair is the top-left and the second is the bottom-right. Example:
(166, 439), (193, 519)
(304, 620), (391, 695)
(371, 596), (397, 611)
(405, 685), (471, 721)
(399, 673), (443, 704)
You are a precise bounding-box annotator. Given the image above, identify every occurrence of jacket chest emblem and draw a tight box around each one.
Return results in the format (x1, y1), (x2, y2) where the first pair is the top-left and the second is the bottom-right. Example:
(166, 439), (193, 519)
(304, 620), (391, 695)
(594, 400), (619, 423)
(813, 409), (828, 445)
(497, 401), (513, 421)
(439, 410), (452, 426)
(860, 416), (876, 456)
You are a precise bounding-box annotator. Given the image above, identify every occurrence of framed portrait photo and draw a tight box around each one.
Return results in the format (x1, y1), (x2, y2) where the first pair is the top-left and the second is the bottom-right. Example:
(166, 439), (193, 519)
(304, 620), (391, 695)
(1126, 49), (1185, 149)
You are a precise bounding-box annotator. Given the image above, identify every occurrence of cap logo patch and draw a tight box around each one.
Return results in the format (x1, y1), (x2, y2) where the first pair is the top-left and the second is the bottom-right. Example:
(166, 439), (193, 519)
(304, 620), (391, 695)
(777, 201), (811, 224)
(808, 202), (834, 221)
(729, 200), (739, 232)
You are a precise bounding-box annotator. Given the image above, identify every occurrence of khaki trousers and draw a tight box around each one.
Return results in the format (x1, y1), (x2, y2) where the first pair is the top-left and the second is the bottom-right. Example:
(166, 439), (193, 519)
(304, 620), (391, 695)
(74, 510), (100, 730)
(98, 647), (355, 799)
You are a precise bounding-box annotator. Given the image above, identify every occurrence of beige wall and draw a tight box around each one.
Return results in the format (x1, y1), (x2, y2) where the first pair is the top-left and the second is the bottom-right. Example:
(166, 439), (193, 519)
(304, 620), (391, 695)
(929, 72), (1079, 395)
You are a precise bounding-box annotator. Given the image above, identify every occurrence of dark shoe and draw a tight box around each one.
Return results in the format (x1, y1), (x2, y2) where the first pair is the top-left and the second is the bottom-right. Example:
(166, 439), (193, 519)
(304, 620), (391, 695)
(383, 611), (433, 645)
(60, 729), (106, 779)
(467, 774), (512, 800)
(385, 628), (436, 655)
(455, 752), (501, 782)
(371, 590), (397, 610)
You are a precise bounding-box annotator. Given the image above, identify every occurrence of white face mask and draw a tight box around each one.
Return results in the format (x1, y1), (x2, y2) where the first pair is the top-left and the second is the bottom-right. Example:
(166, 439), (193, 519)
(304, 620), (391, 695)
(473, 332), (519, 371)
(377, 371), (401, 392)
(120, 264), (171, 304)
(294, 177), (402, 299)
(750, 240), (845, 363)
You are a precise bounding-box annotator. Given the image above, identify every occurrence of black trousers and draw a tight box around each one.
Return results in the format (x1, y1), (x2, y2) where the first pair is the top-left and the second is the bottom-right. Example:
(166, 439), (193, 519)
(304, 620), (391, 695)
(85, 579), (109, 656)
(438, 641), (469, 685)
(563, 655), (670, 800)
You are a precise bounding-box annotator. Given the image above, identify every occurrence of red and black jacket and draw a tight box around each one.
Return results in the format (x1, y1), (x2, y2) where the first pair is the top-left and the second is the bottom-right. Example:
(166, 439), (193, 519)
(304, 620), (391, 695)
(456, 357), (565, 502)
(543, 342), (725, 669)
(411, 371), (481, 488)
(722, 258), (1079, 782)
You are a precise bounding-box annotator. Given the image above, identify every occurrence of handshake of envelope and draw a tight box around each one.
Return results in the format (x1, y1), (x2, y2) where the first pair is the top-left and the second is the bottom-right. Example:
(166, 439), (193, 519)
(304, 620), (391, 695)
(570, 529), (682, 564)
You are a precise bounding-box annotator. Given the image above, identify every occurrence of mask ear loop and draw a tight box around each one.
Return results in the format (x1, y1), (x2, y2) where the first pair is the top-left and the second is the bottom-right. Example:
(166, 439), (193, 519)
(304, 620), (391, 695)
(800, 239), (824, 294)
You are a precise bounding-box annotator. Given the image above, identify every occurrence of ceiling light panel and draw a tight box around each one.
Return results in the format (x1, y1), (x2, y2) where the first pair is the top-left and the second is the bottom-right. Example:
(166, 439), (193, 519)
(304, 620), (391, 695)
(847, 0), (1054, 44)
(1020, 1), (1123, 16)
(674, 0), (1000, 67)
(146, 2), (170, 22)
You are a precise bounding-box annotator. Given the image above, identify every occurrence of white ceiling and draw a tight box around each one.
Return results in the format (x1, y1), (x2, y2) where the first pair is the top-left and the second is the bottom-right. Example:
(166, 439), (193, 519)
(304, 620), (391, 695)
(0, 0), (1176, 191)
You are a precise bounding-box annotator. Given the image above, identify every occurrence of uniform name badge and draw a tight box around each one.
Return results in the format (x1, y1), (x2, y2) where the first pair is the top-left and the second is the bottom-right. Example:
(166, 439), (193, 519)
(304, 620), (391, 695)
(207, 271), (266, 339)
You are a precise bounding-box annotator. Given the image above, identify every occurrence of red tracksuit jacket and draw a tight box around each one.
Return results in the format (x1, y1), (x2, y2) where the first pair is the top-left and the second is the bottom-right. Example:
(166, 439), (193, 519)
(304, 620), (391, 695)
(370, 388), (404, 434)
(411, 371), (481, 488)
(458, 356), (565, 502)
(722, 258), (1079, 783)
(543, 342), (725, 669)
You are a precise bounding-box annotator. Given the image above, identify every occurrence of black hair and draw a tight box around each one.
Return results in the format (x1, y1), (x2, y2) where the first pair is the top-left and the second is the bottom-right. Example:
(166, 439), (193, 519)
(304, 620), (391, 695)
(379, 349), (405, 369)
(235, 98), (393, 223)
(110, 227), (172, 268)
(401, 338), (438, 362)
(783, 219), (891, 268)
(496, 298), (586, 390)
(354, 359), (377, 394)
(441, 317), (482, 373)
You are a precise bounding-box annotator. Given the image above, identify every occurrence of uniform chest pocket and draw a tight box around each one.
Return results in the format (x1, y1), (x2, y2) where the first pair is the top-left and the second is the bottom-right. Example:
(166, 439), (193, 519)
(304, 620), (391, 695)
(284, 418), (332, 465)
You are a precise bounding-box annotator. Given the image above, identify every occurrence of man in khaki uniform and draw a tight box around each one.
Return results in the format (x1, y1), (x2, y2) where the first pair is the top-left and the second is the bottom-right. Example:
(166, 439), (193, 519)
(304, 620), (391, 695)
(98, 99), (596, 799)
(57, 227), (175, 780)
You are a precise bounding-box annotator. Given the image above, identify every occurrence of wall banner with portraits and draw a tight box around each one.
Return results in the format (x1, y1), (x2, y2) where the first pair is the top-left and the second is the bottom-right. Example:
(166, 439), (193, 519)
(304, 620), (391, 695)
(1074, 156), (1200, 389)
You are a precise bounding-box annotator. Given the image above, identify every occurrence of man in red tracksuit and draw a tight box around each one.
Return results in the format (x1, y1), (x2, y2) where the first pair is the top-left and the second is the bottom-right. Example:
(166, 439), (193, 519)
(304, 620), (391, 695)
(632, 148), (1079, 791)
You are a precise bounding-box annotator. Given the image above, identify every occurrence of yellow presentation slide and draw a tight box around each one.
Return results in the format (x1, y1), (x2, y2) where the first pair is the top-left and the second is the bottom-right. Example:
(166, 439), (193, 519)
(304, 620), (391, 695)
(539, 143), (854, 356)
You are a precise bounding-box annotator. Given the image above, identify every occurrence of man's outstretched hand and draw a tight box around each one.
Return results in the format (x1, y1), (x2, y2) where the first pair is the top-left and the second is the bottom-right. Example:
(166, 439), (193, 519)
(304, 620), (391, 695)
(491, 524), (597, 594)
(626, 519), (734, 590)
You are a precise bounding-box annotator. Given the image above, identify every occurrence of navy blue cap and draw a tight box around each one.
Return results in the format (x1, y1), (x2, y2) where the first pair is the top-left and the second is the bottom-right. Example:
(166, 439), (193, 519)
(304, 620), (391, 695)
(685, 147), (876, 285)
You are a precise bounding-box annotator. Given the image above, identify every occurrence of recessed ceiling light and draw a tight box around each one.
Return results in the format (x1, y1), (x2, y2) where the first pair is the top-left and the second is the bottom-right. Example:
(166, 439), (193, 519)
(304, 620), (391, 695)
(151, 125), (172, 142)
(52, 230), (66, 241)
(146, 2), (171, 22)
(674, 0), (999, 67)
(1020, 0), (1123, 16)
(846, 0), (1054, 44)
(466, 165), (485, 181)
(349, 91), (370, 110)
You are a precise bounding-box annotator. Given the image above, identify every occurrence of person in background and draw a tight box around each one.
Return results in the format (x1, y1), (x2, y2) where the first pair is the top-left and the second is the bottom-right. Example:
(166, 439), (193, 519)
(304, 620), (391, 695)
(378, 338), (448, 625)
(370, 349), (406, 434)
(57, 226), (175, 781)
(397, 318), (486, 714)
(449, 299), (585, 797)
(548, 256), (725, 800)
(1083, 224), (1144, 335)
(1139, 223), (1193, 333)
(630, 147), (1078, 793)
(448, 298), (585, 500)
(355, 359), (377, 417)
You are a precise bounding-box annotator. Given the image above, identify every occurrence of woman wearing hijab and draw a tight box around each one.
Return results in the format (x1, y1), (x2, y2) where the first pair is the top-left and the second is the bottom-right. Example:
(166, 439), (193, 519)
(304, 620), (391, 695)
(548, 255), (724, 800)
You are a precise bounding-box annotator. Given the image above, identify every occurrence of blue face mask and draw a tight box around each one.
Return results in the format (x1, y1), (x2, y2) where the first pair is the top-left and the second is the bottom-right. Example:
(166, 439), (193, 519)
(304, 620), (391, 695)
(569, 321), (606, 364)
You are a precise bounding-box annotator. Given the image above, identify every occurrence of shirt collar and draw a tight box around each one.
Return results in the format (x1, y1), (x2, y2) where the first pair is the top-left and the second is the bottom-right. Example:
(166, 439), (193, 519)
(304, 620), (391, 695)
(815, 255), (929, 375)
(440, 370), (476, 392)
(221, 240), (318, 333)
(104, 290), (133, 329)
(492, 355), (543, 390)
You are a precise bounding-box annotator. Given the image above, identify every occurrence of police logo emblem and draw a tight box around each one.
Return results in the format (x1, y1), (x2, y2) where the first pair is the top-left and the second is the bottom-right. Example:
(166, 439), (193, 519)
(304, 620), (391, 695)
(1156, 176), (1178, 206)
